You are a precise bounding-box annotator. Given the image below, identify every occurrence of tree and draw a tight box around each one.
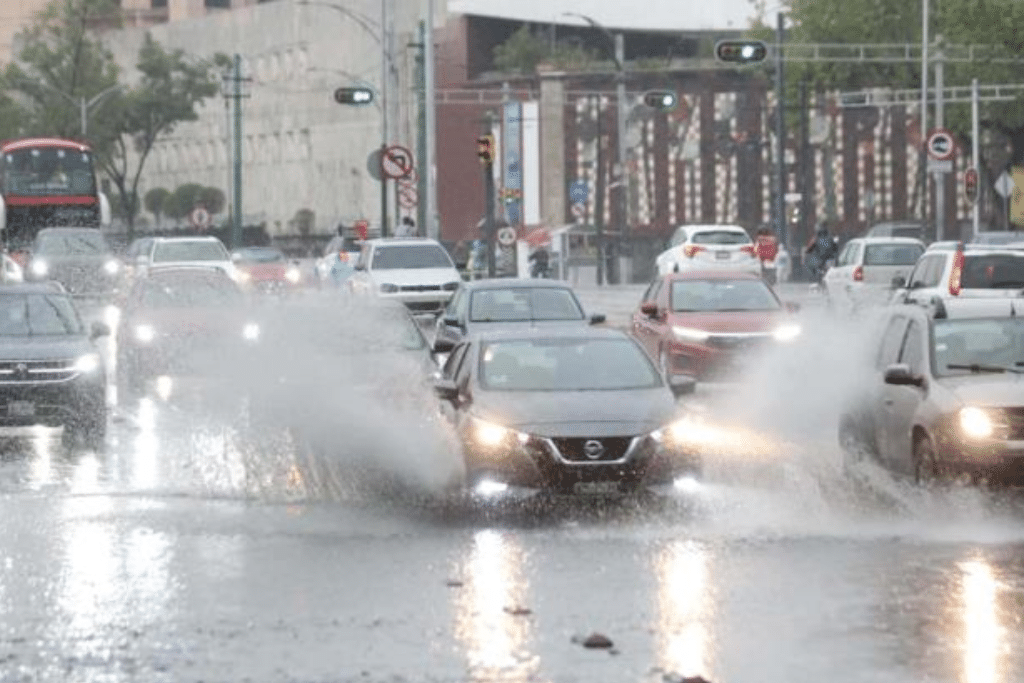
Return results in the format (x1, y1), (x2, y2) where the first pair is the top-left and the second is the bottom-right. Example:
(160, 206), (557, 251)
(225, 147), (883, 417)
(493, 25), (596, 74)
(164, 182), (204, 223)
(144, 186), (169, 227)
(198, 186), (225, 215)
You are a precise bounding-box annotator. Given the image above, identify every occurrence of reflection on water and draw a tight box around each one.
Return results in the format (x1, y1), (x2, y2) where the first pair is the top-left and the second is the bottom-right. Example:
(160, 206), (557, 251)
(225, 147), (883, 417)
(960, 558), (1006, 683)
(454, 530), (538, 682)
(655, 540), (715, 680)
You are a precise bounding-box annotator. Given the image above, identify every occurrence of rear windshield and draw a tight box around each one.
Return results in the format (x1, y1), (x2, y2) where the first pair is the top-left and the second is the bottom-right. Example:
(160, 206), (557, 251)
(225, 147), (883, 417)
(153, 241), (229, 263)
(690, 230), (751, 246)
(962, 255), (1024, 289)
(139, 275), (242, 307)
(469, 288), (584, 322)
(371, 244), (454, 269)
(671, 279), (780, 312)
(0, 293), (83, 336)
(36, 230), (109, 256)
(863, 244), (924, 266)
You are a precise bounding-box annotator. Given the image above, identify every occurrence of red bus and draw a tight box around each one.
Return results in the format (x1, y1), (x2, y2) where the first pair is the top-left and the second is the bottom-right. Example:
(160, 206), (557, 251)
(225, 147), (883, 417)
(0, 137), (110, 250)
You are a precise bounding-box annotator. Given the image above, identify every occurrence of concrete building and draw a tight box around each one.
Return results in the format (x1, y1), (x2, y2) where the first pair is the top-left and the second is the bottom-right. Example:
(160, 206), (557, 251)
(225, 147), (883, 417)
(1, 0), (49, 63)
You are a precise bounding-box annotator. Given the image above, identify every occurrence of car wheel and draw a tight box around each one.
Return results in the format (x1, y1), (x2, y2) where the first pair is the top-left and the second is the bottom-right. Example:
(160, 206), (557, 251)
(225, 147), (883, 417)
(913, 433), (943, 485)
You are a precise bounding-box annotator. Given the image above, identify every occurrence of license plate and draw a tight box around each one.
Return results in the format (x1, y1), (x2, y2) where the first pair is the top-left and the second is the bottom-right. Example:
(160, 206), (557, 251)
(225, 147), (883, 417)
(7, 400), (35, 417)
(573, 481), (620, 495)
(715, 250), (730, 260)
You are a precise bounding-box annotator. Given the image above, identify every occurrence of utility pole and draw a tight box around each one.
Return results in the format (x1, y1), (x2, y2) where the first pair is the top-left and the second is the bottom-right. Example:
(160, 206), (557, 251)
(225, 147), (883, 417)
(613, 32), (627, 285)
(934, 38), (945, 241)
(414, 22), (427, 235)
(423, 0), (438, 240)
(971, 78), (980, 238)
(379, 0), (390, 238)
(798, 80), (811, 269)
(920, 0), (929, 220)
(480, 113), (497, 278)
(594, 96), (606, 286)
(221, 54), (250, 249)
(774, 13), (787, 251)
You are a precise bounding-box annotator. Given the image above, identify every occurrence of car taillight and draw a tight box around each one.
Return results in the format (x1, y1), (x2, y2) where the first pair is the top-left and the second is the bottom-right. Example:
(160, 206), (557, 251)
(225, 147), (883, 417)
(741, 245), (756, 257)
(684, 245), (705, 258)
(853, 265), (863, 282)
(949, 244), (965, 296)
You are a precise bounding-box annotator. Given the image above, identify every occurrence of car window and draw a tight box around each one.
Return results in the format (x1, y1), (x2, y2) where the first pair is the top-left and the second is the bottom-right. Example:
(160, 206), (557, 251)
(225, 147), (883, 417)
(0, 293), (83, 336)
(36, 230), (109, 255)
(479, 337), (661, 391)
(371, 244), (454, 269)
(153, 240), (229, 263)
(909, 255), (942, 288)
(877, 314), (909, 369)
(863, 244), (924, 266)
(442, 342), (469, 380)
(961, 254), (1024, 289)
(933, 318), (1024, 375)
(139, 276), (243, 307)
(690, 230), (750, 246)
(234, 247), (285, 263)
(469, 288), (584, 322)
(668, 228), (687, 247)
(899, 320), (925, 375)
(836, 241), (857, 267)
(442, 287), (464, 318)
(670, 279), (780, 312)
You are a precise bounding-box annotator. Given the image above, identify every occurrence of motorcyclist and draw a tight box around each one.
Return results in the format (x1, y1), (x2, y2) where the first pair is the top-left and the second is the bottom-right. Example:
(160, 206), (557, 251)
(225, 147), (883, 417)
(805, 223), (838, 283)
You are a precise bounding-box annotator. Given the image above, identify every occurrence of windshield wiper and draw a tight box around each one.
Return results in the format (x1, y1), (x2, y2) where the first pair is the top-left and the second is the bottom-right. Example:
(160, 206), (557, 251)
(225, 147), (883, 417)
(947, 363), (1024, 374)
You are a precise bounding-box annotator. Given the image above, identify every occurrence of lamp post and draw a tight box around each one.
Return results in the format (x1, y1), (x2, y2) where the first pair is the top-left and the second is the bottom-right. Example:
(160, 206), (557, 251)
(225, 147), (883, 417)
(23, 81), (123, 137)
(563, 12), (627, 284)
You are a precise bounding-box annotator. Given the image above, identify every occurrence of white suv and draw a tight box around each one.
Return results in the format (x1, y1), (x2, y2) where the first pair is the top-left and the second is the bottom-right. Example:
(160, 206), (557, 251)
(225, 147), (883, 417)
(347, 237), (462, 314)
(823, 236), (924, 312)
(892, 244), (1024, 306)
(132, 236), (236, 280)
(655, 224), (759, 276)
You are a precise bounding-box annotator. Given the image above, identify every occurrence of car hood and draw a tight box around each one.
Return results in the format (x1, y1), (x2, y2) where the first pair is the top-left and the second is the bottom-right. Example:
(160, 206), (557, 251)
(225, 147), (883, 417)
(0, 335), (93, 360)
(368, 268), (460, 286)
(35, 254), (114, 267)
(241, 263), (288, 280)
(125, 306), (252, 332)
(944, 374), (1024, 408)
(666, 309), (789, 334)
(471, 387), (678, 437)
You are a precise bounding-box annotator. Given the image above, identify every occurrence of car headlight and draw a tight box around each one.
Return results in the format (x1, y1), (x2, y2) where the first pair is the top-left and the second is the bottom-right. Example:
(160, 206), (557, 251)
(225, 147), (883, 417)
(651, 417), (692, 446)
(379, 283), (400, 293)
(103, 259), (120, 275)
(959, 406), (995, 439)
(74, 353), (101, 374)
(285, 267), (301, 283)
(442, 281), (460, 291)
(773, 323), (802, 342)
(30, 260), (48, 277)
(134, 324), (155, 343)
(469, 416), (528, 449)
(236, 271), (252, 284)
(672, 325), (710, 343)
(242, 322), (260, 342)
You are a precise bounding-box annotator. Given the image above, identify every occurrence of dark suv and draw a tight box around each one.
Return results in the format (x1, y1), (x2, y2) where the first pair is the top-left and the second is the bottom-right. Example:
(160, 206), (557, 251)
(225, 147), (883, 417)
(25, 227), (124, 298)
(0, 283), (109, 448)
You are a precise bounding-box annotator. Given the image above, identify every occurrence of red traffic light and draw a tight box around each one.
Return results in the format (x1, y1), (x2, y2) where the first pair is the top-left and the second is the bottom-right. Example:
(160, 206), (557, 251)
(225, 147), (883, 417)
(715, 40), (768, 64)
(964, 167), (979, 204)
(476, 135), (495, 164)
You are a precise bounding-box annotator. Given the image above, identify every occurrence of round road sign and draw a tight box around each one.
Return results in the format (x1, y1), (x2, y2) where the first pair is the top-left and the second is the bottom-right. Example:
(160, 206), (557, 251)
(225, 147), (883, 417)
(497, 226), (517, 247)
(189, 206), (211, 229)
(380, 144), (414, 180)
(926, 129), (956, 161)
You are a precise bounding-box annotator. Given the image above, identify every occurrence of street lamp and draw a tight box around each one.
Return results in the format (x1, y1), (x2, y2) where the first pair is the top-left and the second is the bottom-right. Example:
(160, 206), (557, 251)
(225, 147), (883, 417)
(562, 11), (628, 284)
(21, 81), (124, 137)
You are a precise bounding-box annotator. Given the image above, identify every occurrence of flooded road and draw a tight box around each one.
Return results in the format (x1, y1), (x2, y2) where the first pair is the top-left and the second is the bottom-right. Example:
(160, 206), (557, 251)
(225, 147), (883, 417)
(1, 295), (1023, 683)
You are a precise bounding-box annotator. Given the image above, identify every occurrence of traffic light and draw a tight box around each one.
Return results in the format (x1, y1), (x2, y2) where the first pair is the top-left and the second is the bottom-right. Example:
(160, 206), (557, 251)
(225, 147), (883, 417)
(642, 90), (678, 111)
(964, 167), (979, 205)
(714, 40), (769, 64)
(476, 134), (495, 164)
(334, 87), (374, 105)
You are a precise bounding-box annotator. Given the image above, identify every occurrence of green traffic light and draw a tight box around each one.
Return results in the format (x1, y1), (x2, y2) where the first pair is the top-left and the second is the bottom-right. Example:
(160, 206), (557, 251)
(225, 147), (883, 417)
(714, 40), (768, 64)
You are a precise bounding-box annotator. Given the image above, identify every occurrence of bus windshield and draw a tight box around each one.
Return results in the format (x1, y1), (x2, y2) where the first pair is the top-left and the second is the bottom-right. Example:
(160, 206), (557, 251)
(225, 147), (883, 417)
(1, 146), (96, 197)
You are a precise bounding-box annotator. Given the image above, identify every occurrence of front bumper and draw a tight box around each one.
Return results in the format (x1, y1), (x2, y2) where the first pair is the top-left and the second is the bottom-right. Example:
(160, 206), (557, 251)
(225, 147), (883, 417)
(378, 290), (455, 314)
(665, 336), (774, 381)
(0, 380), (104, 428)
(461, 431), (701, 495)
(935, 432), (1024, 485)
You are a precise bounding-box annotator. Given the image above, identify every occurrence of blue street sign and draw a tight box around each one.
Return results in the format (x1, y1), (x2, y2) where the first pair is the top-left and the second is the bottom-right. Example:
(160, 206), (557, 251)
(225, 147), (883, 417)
(568, 179), (588, 205)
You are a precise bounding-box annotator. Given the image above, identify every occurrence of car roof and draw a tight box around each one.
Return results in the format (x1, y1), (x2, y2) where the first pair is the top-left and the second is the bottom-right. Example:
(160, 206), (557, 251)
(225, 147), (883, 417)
(144, 264), (233, 278)
(897, 298), (1024, 321)
(466, 326), (630, 344)
(37, 226), (101, 233)
(0, 281), (68, 295)
(460, 278), (575, 290)
(152, 235), (224, 242)
(853, 236), (926, 245)
(663, 269), (763, 281)
(676, 224), (747, 234)
(366, 237), (442, 246)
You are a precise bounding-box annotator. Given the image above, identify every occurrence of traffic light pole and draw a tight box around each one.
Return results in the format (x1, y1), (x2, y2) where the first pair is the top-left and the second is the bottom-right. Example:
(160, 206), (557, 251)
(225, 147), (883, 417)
(971, 78), (980, 238)
(613, 33), (627, 285)
(774, 13), (787, 252)
(484, 158), (496, 278)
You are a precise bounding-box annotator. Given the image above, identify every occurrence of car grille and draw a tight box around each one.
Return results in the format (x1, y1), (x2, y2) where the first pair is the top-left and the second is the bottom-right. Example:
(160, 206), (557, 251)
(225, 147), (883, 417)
(399, 284), (442, 292)
(1004, 408), (1024, 440)
(707, 334), (771, 350)
(0, 358), (78, 384)
(550, 437), (634, 463)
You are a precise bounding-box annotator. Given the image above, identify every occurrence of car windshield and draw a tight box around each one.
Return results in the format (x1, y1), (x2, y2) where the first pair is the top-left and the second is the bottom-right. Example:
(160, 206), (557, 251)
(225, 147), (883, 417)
(139, 275), (243, 307)
(153, 241), (228, 263)
(973, 232), (1024, 245)
(671, 279), (780, 312)
(35, 230), (109, 255)
(961, 255), (1024, 289)
(371, 244), (453, 269)
(479, 337), (661, 391)
(863, 243), (924, 266)
(933, 318), (1024, 376)
(234, 247), (285, 263)
(469, 287), (584, 322)
(0, 292), (83, 336)
(690, 230), (751, 245)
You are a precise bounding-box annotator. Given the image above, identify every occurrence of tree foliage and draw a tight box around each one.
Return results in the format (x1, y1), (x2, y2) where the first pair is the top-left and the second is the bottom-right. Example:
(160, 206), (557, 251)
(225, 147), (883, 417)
(493, 25), (596, 74)
(144, 186), (169, 220)
(164, 182), (205, 220)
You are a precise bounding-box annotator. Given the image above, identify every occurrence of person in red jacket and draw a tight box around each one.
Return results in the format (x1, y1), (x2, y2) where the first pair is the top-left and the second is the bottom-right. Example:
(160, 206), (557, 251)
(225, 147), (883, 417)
(754, 225), (779, 283)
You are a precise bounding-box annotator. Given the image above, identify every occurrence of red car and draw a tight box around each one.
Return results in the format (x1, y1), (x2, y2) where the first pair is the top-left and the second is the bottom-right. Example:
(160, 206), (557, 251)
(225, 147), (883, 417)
(231, 245), (303, 294)
(630, 270), (801, 381)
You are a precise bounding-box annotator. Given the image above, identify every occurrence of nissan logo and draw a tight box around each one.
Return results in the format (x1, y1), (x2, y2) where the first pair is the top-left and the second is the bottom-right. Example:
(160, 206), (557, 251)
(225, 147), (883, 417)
(14, 363), (28, 379)
(583, 440), (605, 459)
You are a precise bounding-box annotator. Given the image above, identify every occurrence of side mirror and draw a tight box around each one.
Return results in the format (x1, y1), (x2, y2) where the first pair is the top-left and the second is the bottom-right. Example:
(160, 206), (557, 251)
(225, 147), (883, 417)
(433, 338), (455, 354)
(432, 377), (459, 401)
(784, 301), (801, 314)
(589, 313), (606, 325)
(640, 302), (658, 318)
(669, 374), (697, 397)
(441, 315), (460, 328)
(891, 275), (907, 290)
(883, 363), (924, 387)
(90, 321), (110, 339)
(354, 262), (365, 271)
